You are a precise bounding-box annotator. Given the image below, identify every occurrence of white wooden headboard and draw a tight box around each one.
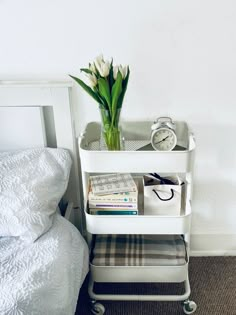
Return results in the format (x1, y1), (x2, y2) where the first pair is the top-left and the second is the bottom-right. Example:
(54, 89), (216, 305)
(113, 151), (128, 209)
(0, 81), (82, 231)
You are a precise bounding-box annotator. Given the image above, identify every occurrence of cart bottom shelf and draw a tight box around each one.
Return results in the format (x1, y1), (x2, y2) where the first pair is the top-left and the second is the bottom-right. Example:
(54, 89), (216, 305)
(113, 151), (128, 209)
(91, 263), (189, 283)
(91, 234), (188, 283)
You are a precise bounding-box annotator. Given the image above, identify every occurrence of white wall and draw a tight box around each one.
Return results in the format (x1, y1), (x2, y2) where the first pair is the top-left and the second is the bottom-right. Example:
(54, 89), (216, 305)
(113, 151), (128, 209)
(1, 0), (236, 254)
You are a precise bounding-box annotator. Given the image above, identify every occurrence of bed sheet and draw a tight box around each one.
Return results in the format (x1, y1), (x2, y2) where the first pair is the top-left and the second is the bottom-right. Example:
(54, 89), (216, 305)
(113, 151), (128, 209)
(0, 214), (89, 315)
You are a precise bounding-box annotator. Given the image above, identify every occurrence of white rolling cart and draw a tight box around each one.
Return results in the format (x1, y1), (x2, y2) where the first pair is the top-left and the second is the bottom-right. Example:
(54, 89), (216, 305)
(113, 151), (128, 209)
(79, 121), (197, 315)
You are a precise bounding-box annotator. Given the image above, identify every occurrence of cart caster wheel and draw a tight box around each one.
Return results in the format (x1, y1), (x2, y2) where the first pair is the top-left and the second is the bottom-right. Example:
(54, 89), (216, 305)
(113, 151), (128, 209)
(183, 300), (197, 314)
(91, 302), (105, 315)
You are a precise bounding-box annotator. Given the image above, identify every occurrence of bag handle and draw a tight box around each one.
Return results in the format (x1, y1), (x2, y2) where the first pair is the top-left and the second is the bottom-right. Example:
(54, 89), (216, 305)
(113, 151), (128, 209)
(152, 188), (174, 201)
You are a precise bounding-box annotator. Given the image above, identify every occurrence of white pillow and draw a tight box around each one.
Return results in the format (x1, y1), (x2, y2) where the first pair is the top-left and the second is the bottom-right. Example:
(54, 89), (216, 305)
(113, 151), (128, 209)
(0, 148), (72, 242)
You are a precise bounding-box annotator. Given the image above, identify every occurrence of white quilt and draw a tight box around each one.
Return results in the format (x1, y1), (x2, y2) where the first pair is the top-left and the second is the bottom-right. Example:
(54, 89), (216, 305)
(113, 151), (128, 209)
(0, 214), (89, 315)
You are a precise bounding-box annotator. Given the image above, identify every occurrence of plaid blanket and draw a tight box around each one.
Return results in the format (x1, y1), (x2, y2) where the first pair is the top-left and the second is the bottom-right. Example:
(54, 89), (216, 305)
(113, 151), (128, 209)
(92, 234), (187, 266)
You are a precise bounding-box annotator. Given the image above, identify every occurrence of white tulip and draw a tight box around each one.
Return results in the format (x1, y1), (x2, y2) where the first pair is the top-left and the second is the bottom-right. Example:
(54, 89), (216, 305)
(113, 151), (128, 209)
(120, 65), (128, 79)
(86, 73), (97, 88)
(113, 65), (128, 80)
(89, 62), (97, 74)
(94, 54), (111, 77)
(94, 54), (104, 73)
(113, 65), (119, 80)
(99, 61), (110, 77)
(95, 54), (104, 64)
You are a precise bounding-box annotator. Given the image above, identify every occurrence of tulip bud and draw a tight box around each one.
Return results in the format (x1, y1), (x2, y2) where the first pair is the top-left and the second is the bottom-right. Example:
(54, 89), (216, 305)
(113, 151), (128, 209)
(99, 61), (110, 77)
(94, 59), (110, 78)
(89, 62), (97, 74)
(113, 65), (128, 80)
(94, 54), (104, 74)
(119, 65), (128, 79)
(95, 54), (104, 64)
(121, 65), (128, 79)
(86, 73), (97, 88)
(113, 65), (119, 80)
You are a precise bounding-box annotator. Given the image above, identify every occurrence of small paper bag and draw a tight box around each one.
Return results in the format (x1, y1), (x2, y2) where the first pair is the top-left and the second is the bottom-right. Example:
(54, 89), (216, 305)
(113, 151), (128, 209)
(143, 174), (184, 216)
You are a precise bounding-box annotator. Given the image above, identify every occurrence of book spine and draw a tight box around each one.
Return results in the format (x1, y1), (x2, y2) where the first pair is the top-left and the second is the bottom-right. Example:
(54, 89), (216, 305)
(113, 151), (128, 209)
(92, 187), (137, 196)
(89, 198), (138, 203)
(88, 193), (138, 203)
(89, 203), (137, 209)
(90, 210), (138, 215)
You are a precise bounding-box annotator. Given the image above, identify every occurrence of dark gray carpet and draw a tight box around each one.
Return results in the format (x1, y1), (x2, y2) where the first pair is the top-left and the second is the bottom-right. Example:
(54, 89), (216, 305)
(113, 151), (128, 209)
(76, 257), (236, 315)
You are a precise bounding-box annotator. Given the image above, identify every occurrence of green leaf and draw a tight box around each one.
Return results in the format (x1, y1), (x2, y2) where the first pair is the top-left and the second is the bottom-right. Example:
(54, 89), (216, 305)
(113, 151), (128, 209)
(109, 59), (114, 93)
(80, 68), (93, 75)
(117, 67), (130, 109)
(97, 93), (109, 110)
(97, 78), (112, 111)
(69, 75), (101, 104)
(111, 71), (123, 124)
(92, 86), (108, 109)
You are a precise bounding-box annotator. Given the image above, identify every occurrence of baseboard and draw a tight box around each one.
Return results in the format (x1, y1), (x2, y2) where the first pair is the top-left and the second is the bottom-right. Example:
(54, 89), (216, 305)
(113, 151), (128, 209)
(190, 250), (236, 256)
(190, 233), (236, 256)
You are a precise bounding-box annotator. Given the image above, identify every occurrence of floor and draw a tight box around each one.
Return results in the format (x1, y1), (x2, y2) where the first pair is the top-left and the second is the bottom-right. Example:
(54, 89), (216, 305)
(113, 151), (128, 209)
(76, 256), (236, 315)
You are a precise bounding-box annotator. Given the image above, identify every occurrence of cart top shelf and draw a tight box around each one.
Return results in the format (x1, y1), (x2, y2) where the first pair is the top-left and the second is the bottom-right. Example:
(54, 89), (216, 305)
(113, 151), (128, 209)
(79, 121), (195, 173)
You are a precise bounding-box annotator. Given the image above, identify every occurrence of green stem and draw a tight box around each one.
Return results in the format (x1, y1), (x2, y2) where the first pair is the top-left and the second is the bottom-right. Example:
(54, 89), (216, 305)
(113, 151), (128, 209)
(99, 106), (122, 151)
(102, 126), (121, 150)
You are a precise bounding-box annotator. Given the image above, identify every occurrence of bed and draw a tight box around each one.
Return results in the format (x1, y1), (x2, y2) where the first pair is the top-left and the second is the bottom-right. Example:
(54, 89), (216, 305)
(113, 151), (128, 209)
(0, 211), (88, 315)
(0, 81), (89, 315)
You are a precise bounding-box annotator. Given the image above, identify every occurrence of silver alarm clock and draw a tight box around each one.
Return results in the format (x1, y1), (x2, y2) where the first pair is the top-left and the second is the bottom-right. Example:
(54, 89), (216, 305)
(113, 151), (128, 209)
(151, 117), (177, 151)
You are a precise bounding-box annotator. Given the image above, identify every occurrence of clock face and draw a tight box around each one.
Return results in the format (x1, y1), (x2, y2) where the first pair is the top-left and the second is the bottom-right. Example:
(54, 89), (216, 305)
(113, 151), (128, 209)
(151, 128), (177, 151)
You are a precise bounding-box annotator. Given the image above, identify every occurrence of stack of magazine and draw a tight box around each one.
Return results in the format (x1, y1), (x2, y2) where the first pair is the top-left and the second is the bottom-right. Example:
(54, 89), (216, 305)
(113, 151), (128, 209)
(88, 173), (138, 215)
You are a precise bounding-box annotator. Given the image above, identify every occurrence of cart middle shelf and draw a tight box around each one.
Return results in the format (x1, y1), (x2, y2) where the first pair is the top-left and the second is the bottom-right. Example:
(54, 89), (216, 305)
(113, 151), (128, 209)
(85, 201), (191, 235)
